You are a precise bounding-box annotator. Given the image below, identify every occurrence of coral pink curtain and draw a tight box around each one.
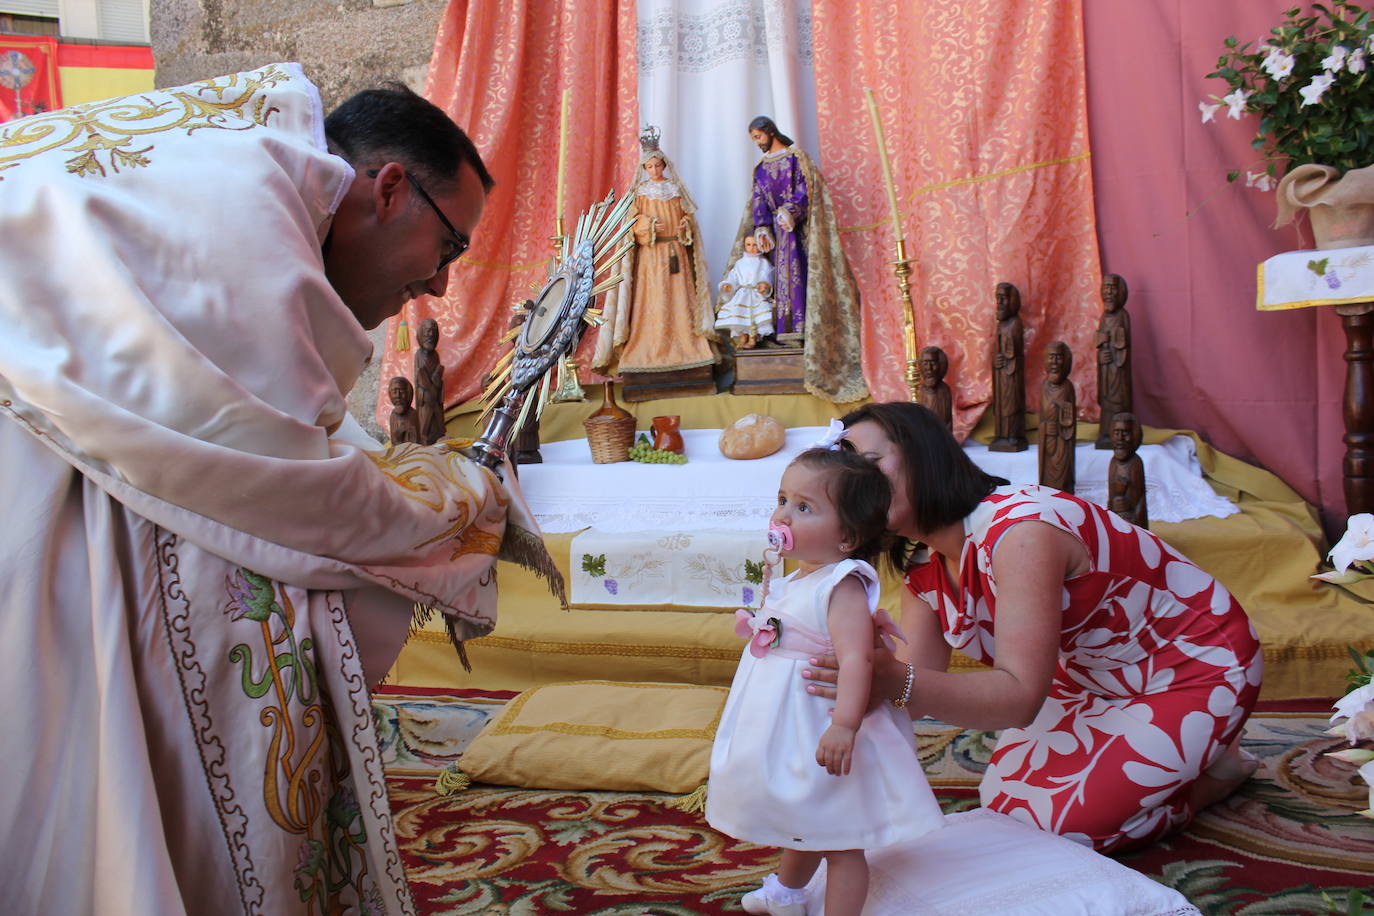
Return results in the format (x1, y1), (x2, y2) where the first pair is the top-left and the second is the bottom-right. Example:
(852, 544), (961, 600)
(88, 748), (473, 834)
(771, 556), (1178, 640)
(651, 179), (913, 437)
(374, 0), (638, 427)
(812, 0), (1103, 438)
(1083, 2), (1341, 530)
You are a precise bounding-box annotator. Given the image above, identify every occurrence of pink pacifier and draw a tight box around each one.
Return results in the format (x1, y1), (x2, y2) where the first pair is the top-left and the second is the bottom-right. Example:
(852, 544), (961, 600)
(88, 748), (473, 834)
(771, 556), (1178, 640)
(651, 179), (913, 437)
(766, 521), (794, 553)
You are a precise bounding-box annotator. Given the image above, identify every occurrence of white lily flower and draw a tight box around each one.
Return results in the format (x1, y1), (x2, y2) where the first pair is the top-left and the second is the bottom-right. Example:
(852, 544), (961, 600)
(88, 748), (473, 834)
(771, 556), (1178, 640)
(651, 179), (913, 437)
(1246, 171), (1275, 191)
(1349, 709), (1374, 744)
(1300, 72), (1336, 106)
(1350, 48), (1367, 73)
(1322, 45), (1349, 72)
(1329, 513), (1374, 571)
(1325, 746), (1374, 765)
(1199, 101), (1221, 123)
(1262, 51), (1296, 79)
(1333, 682), (1374, 721)
(1222, 88), (1252, 119)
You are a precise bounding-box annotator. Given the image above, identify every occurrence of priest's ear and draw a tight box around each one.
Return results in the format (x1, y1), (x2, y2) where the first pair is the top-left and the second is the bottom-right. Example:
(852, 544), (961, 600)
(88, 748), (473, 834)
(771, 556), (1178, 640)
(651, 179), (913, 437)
(364, 162), (410, 223)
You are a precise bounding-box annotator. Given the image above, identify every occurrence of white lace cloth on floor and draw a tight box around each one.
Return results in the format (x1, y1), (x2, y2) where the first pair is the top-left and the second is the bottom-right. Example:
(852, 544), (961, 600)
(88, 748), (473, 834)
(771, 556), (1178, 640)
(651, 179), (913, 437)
(519, 426), (1238, 534)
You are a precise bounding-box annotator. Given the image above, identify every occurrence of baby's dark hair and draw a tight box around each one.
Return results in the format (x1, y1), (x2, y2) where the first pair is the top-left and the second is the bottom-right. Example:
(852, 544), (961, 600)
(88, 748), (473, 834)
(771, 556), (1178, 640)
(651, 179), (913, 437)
(789, 447), (891, 564)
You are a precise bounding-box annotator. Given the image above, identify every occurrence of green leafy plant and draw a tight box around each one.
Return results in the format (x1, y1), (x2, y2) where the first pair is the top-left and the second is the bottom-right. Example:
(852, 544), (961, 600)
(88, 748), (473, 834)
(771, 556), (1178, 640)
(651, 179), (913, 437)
(1202, 0), (1374, 187)
(580, 553), (606, 577)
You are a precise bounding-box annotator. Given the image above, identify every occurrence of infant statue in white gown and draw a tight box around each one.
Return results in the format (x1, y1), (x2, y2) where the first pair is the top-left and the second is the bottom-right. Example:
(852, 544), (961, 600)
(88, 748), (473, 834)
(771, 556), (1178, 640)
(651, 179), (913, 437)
(715, 234), (775, 348)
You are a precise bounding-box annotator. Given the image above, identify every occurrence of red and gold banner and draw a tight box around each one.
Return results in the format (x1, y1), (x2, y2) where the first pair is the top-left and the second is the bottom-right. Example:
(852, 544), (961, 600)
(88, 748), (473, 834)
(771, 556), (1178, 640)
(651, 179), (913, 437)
(0, 35), (61, 122)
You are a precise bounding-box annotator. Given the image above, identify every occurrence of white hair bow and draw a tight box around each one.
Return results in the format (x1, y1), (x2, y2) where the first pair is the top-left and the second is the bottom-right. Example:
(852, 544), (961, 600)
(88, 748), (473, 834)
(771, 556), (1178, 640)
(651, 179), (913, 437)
(810, 418), (849, 451)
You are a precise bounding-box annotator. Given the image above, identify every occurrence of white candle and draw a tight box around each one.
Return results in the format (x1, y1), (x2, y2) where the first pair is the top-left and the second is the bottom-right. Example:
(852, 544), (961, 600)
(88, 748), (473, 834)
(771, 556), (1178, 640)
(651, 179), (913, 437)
(864, 88), (904, 243)
(555, 88), (570, 224)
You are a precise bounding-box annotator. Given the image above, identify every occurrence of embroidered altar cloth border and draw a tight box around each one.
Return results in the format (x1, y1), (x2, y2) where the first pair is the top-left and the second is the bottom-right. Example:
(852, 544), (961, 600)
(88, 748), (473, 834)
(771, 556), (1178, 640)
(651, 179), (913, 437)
(1257, 244), (1374, 310)
(520, 427), (1237, 534)
(569, 528), (762, 611)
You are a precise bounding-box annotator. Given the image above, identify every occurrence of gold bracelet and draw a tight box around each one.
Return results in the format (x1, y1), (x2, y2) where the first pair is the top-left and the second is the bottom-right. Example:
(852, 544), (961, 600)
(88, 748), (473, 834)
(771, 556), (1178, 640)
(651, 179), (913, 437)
(892, 663), (914, 710)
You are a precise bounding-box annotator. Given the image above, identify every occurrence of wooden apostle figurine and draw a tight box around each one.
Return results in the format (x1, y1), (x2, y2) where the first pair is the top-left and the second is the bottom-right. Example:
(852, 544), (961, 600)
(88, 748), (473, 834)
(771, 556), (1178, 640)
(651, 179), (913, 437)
(1108, 412), (1148, 528)
(917, 345), (954, 431)
(1039, 341), (1077, 493)
(1094, 273), (1133, 449)
(989, 282), (1028, 452)
(415, 317), (446, 445)
(387, 376), (421, 445)
(510, 300), (543, 464)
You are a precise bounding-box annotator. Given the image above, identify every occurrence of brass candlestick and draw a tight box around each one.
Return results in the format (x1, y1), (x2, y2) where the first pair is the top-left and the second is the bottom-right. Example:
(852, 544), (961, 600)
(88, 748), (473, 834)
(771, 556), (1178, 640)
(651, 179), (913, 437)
(891, 238), (919, 402)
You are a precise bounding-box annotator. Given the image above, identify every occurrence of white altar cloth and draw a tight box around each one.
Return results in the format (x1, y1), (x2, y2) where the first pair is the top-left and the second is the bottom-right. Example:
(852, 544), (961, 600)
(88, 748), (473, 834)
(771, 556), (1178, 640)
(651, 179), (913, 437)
(519, 426), (1237, 534)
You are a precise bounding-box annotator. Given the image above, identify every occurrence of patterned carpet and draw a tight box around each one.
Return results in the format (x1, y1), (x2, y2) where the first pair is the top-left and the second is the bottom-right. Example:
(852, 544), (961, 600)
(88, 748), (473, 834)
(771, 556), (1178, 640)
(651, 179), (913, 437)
(375, 689), (1374, 915)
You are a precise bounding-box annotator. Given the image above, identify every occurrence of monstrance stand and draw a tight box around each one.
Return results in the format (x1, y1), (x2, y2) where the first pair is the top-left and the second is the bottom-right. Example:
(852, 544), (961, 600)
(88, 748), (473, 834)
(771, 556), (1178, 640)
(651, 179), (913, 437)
(471, 191), (634, 472)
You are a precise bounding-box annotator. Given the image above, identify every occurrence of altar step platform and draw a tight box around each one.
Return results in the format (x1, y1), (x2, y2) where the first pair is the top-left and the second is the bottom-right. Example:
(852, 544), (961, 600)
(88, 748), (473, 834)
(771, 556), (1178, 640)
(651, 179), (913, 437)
(388, 391), (1374, 700)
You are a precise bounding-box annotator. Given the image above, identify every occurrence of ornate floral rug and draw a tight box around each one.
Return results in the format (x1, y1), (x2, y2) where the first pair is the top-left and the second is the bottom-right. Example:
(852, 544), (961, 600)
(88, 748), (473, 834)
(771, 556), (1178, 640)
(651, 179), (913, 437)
(375, 690), (1373, 915)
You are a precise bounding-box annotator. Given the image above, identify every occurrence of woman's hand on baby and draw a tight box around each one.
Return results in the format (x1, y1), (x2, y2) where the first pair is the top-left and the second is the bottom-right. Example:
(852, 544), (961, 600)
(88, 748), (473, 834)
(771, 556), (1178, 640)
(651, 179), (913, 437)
(804, 644), (903, 712)
(816, 724), (855, 775)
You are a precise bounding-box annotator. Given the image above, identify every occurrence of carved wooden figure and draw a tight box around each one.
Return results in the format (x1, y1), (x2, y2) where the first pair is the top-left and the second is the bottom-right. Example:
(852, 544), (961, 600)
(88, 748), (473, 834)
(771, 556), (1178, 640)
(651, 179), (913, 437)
(1108, 412), (1148, 528)
(387, 376), (421, 445)
(989, 282), (1028, 452)
(1038, 341), (1077, 493)
(1094, 273), (1133, 449)
(917, 345), (954, 431)
(415, 317), (446, 446)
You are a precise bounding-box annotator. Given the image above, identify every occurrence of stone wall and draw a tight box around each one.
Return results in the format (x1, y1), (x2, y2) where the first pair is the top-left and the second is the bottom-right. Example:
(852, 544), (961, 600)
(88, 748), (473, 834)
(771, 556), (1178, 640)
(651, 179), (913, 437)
(150, 0), (449, 438)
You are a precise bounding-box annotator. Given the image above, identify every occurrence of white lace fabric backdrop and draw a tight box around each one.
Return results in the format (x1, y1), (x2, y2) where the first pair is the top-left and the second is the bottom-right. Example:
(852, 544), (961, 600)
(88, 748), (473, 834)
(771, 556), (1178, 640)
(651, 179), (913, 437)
(636, 0), (821, 292)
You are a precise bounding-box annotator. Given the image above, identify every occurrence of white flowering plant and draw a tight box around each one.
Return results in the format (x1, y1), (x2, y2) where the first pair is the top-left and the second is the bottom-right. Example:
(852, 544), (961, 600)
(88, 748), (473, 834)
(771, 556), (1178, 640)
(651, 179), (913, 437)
(1201, 0), (1374, 191)
(1312, 512), (1374, 818)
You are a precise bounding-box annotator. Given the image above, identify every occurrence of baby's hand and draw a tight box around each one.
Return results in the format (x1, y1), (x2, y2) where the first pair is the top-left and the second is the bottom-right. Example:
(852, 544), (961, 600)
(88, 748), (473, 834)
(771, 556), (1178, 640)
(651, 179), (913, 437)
(815, 723), (856, 776)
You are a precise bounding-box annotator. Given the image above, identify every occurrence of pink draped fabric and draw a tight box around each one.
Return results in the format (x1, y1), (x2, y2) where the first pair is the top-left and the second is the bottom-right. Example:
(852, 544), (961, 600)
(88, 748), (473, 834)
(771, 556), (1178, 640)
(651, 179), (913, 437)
(1083, 2), (1340, 529)
(812, 0), (1104, 438)
(374, 0), (638, 427)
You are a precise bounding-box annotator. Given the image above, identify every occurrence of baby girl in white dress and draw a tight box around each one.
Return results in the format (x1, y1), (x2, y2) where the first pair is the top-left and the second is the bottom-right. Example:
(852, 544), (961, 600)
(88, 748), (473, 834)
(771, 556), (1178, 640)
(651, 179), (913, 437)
(707, 427), (944, 916)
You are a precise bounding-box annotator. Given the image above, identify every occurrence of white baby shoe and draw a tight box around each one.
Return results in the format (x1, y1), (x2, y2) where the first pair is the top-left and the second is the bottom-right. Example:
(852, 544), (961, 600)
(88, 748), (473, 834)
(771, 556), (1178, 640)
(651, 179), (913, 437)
(741, 872), (808, 916)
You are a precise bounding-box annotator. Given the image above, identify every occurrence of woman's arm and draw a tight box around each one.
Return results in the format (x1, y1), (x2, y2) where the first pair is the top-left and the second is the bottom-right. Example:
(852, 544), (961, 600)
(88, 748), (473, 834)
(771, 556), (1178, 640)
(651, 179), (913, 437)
(807, 521), (1078, 731)
(815, 575), (873, 776)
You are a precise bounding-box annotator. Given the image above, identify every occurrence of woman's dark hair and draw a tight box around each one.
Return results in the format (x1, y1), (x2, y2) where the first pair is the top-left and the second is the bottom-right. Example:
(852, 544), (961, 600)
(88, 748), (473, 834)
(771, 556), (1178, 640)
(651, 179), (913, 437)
(789, 447), (890, 566)
(325, 83), (494, 193)
(748, 115), (794, 150)
(840, 402), (1007, 570)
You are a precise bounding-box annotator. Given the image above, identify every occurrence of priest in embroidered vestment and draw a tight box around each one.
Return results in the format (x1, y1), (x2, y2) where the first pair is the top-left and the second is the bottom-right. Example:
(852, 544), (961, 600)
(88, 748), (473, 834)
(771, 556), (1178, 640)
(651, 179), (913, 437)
(0, 66), (555, 916)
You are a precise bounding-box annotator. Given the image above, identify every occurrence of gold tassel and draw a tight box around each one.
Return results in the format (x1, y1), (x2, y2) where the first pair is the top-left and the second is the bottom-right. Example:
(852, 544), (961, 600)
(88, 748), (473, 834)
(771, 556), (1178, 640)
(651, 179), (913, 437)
(666, 783), (708, 813)
(395, 319), (410, 352)
(444, 616), (473, 673)
(435, 764), (472, 796)
(499, 523), (569, 609)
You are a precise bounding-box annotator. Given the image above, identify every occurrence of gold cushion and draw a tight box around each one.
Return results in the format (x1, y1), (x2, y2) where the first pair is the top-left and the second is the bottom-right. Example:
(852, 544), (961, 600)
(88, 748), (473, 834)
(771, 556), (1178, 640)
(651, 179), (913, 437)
(458, 680), (728, 793)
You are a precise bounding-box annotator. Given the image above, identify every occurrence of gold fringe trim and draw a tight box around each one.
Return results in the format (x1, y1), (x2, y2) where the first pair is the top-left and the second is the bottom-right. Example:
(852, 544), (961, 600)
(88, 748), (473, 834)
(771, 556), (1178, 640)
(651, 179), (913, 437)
(500, 523), (569, 609)
(445, 617), (473, 673)
(666, 783), (708, 813)
(435, 764), (471, 796)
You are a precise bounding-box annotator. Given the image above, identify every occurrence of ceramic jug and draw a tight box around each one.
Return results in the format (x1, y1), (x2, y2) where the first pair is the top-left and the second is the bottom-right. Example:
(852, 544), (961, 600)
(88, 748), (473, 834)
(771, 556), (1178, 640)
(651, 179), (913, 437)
(650, 415), (684, 454)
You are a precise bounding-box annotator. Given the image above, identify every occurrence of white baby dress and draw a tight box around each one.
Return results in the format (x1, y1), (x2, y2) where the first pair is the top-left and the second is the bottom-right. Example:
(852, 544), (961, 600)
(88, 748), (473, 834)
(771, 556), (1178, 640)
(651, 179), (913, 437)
(706, 558), (945, 850)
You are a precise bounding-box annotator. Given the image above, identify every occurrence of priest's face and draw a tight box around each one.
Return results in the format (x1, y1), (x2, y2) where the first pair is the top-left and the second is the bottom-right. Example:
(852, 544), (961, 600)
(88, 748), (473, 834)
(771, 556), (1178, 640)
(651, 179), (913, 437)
(327, 159), (487, 330)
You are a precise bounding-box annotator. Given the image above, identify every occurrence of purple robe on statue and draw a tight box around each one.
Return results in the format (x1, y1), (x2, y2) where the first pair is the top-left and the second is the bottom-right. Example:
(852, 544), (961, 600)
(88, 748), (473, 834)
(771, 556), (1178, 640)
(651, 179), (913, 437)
(751, 152), (809, 336)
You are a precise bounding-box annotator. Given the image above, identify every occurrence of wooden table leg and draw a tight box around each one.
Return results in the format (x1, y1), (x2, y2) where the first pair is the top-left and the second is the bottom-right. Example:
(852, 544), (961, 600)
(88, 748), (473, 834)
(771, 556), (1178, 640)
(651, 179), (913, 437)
(1337, 300), (1374, 515)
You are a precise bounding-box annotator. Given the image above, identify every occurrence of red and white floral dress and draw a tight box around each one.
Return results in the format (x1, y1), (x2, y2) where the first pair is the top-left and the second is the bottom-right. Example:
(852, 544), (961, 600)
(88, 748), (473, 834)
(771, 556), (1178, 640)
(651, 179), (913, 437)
(905, 484), (1262, 853)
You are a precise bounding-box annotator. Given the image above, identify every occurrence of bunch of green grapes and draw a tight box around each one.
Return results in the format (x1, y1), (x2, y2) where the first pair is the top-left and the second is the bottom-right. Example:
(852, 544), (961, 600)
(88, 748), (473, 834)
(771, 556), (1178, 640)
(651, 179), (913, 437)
(627, 434), (688, 465)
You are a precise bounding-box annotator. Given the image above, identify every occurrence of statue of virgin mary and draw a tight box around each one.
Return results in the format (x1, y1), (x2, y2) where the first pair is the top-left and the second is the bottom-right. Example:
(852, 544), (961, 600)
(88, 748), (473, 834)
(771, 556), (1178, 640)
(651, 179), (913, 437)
(592, 126), (717, 377)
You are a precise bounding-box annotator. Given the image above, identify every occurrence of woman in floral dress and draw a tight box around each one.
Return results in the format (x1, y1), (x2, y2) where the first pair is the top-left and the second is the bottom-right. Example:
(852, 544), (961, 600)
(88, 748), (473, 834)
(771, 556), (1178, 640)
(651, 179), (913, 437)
(802, 402), (1262, 853)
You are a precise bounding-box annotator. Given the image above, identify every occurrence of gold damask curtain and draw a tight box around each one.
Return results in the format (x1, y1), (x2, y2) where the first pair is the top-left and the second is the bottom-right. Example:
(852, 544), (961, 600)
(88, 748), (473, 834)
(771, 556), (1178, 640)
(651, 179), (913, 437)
(374, 0), (639, 426)
(813, 0), (1103, 437)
